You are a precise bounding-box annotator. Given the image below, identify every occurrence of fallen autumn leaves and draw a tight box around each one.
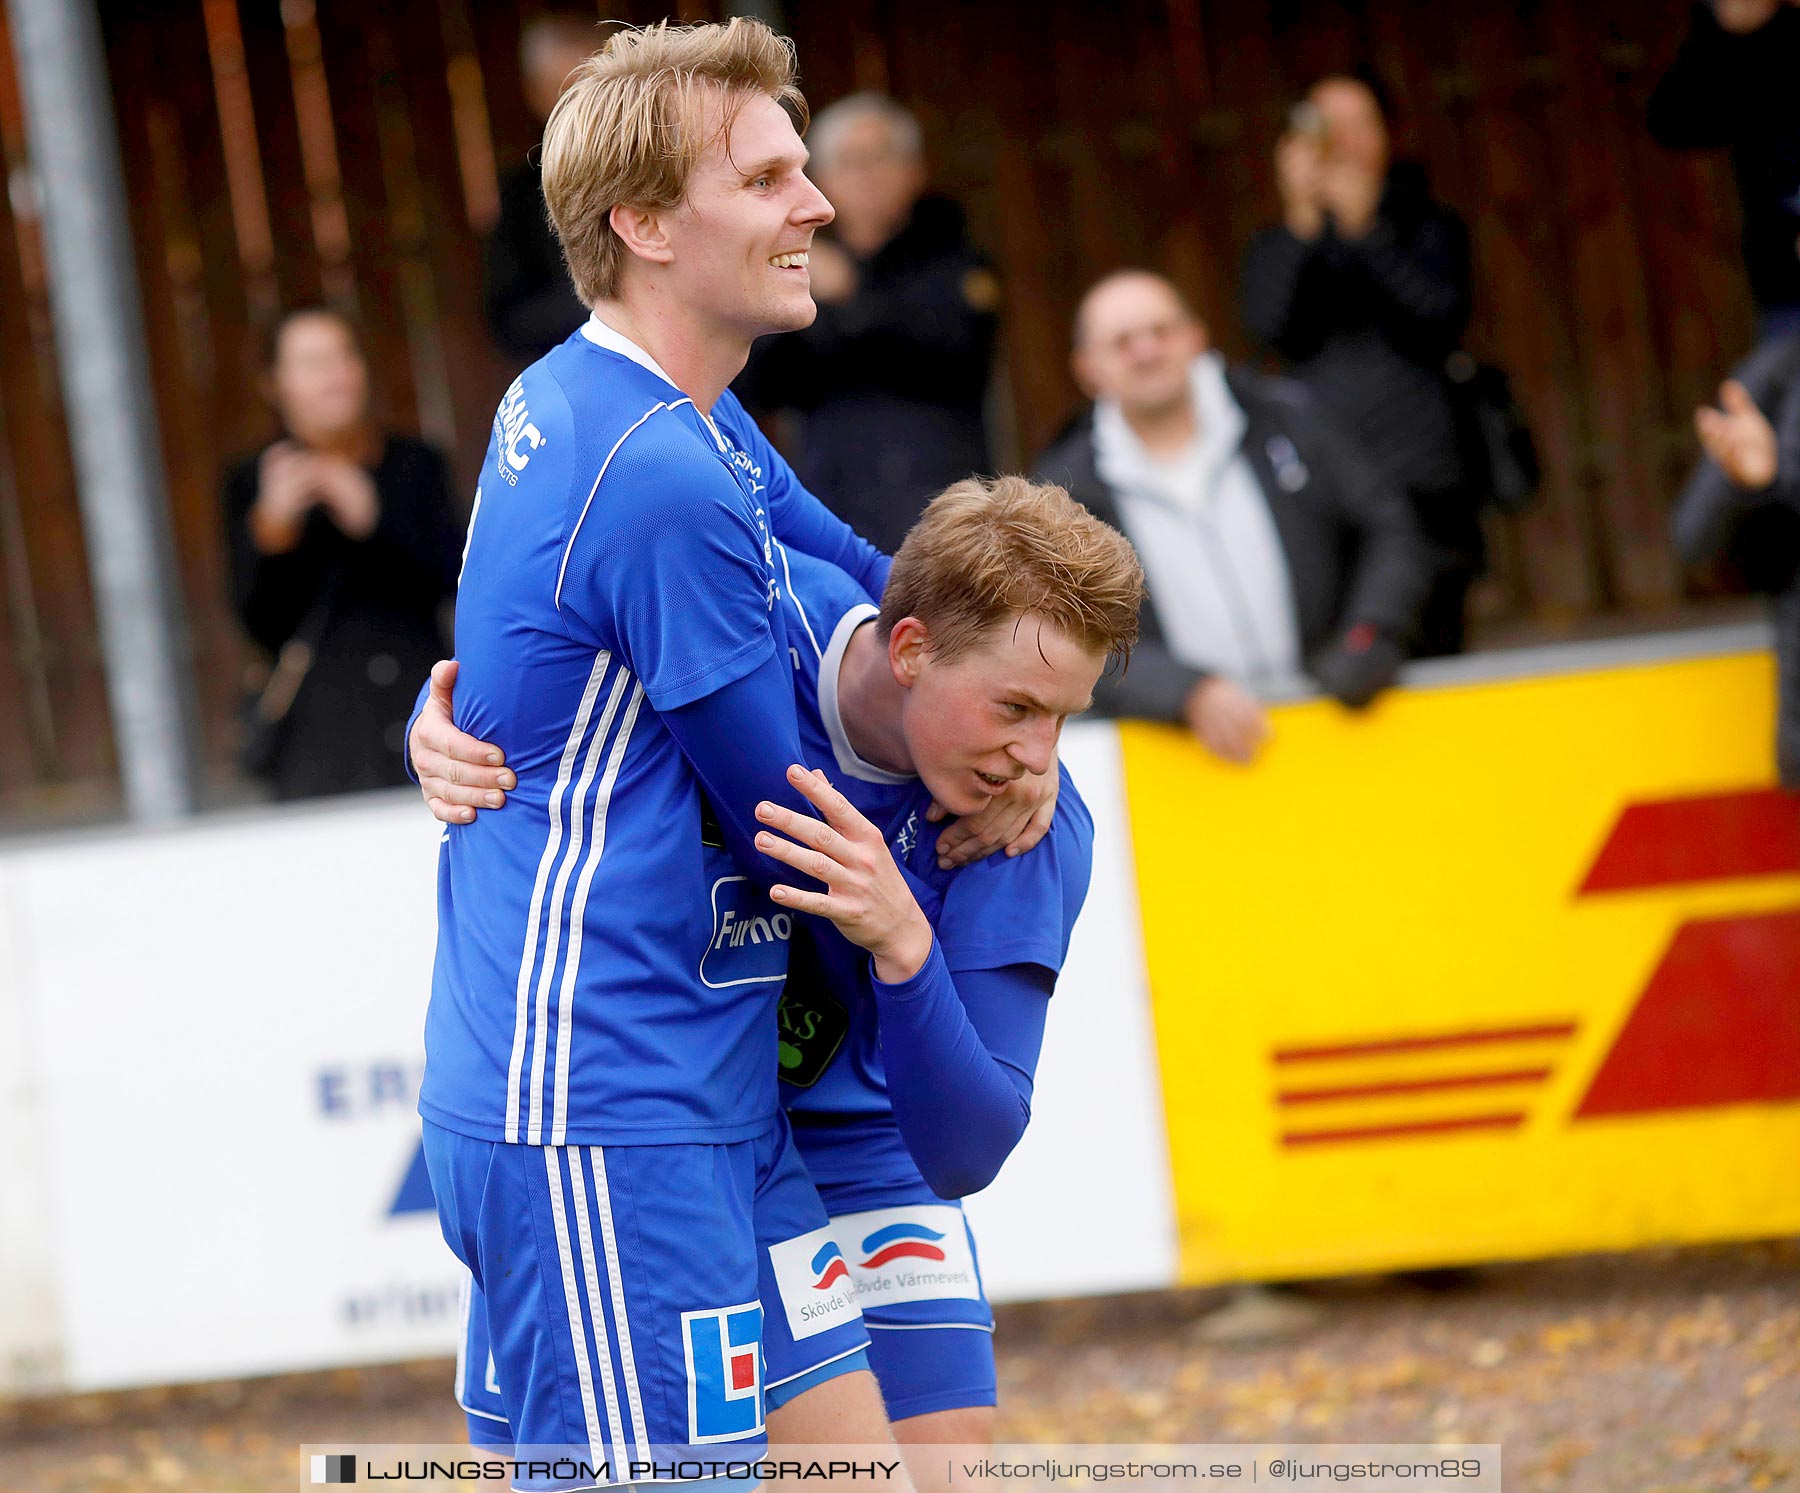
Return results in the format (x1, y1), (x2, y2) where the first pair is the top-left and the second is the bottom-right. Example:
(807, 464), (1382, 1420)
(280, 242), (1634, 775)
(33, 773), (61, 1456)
(1, 1240), (1795, 1493)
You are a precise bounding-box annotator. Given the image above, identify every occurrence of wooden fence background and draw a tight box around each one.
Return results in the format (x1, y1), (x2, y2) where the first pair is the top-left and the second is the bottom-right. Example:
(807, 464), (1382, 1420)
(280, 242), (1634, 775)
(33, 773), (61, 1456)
(0, 0), (1757, 814)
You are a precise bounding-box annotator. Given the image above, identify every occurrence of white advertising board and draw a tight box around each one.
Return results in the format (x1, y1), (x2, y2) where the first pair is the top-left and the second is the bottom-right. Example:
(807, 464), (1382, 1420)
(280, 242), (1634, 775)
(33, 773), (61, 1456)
(962, 724), (1179, 1301)
(8, 794), (462, 1392)
(0, 724), (1175, 1395)
(0, 856), (62, 1391)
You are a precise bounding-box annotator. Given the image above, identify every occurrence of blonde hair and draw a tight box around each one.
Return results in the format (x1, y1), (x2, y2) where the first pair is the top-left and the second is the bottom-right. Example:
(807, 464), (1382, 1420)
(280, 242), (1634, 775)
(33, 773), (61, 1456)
(878, 476), (1144, 665)
(540, 19), (806, 306)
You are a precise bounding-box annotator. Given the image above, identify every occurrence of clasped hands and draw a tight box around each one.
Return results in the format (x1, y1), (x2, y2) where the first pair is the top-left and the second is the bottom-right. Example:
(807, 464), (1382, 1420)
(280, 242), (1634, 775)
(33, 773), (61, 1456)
(1275, 131), (1381, 242)
(251, 440), (380, 552)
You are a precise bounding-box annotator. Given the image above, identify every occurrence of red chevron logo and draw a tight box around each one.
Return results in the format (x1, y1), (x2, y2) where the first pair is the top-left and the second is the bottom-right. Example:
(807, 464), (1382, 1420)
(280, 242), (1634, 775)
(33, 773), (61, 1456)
(1578, 788), (1800, 893)
(1573, 789), (1800, 1119)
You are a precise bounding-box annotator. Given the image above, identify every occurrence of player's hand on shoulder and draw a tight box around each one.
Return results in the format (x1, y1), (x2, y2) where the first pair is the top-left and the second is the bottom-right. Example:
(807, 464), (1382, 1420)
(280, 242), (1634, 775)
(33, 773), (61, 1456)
(925, 756), (1060, 869)
(413, 659), (515, 825)
(756, 764), (933, 984)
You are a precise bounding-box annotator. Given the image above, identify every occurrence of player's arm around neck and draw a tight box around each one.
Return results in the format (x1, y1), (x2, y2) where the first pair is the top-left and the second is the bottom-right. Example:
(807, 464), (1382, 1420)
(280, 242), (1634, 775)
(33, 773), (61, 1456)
(926, 757), (1060, 868)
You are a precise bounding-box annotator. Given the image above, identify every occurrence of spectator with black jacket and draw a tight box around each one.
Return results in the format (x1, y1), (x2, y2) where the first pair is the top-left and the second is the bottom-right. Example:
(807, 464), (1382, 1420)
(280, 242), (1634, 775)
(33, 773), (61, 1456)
(1035, 270), (1430, 765)
(1241, 73), (1477, 657)
(735, 92), (1000, 555)
(1649, 0), (1800, 342)
(223, 307), (462, 801)
(482, 16), (593, 366)
(1672, 336), (1800, 784)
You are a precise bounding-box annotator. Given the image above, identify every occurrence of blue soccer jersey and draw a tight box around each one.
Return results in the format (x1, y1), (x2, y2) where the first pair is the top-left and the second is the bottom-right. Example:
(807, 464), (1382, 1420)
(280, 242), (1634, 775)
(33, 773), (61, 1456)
(767, 550), (1095, 1135)
(443, 542), (1098, 1443)
(422, 320), (887, 1147)
(758, 549), (1094, 1423)
(782, 775), (1093, 1137)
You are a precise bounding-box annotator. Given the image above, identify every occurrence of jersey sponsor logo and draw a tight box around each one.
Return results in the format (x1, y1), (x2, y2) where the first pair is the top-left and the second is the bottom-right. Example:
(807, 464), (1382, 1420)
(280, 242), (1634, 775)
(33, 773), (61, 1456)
(775, 984), (848, 1088)
(892, 811), (920, 858)
(766, 1225), (861, 1341)
(715, 908), (791, 948)
(493, 377), (544, 486)
(728, 441), (768, 498)
(702, 423), (774, 601)
(681, 1301), (764, 1442)
(699, 874), (792, 988)
(830, 1204), (981, 1307)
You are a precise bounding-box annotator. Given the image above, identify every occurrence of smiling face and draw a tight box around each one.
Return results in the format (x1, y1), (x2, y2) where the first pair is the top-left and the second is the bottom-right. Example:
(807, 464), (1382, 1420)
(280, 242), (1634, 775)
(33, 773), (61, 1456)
(891, 613), (1106, 818)
(1072, 272), (1207, 420)
(659, 88), (836, 344)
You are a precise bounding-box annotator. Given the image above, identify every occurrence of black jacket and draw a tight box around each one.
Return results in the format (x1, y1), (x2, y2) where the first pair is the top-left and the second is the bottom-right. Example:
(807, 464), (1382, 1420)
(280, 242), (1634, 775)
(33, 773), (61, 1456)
(1671, 335), (1800, 783)
(1649, 4), (1800, 317)
(1242, 162), (1476, 557)
(1034, 368), (1431, 723)
(483, 161), (587, 366)
(736, 195), (998, 555)
(223, 434), (462, 800)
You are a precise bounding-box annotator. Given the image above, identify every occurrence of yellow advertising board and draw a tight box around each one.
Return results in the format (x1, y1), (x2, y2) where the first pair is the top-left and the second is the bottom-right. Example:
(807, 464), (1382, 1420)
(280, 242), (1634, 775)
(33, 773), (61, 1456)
(1119, 649), (1800, 1284)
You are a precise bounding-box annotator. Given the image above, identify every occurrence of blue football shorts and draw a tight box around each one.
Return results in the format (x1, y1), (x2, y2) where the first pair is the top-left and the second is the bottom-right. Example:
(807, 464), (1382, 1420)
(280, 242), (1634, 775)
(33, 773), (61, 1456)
(767, 1120), (996, 1423)
(804, 1187), (995, 1423)
(423, 1112), (870, 1489)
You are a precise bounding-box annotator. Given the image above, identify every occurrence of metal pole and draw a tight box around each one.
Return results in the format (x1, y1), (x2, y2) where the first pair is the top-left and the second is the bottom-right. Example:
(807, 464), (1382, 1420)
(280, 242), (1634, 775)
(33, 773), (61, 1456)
(8, 0), (200, 822)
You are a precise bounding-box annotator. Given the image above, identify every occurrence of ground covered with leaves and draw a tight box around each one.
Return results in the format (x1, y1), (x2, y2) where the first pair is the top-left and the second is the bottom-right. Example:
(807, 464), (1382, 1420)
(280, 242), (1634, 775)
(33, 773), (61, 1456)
(3, 1241), (1795, 1492)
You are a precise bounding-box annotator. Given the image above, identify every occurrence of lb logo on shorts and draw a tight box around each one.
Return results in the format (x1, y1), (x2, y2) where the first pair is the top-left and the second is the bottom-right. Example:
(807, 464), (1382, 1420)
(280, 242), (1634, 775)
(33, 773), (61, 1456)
(681, 1301), (764, 1442)
(833, 1204), (981, 1307)
(767, 1224), (862, 1340)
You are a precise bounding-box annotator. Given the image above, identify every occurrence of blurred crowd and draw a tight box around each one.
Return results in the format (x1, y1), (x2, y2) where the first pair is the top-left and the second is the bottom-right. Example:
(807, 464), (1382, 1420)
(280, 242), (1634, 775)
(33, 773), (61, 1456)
(223, 2), (1800, 800)
(1660, 0), (1800, 786)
